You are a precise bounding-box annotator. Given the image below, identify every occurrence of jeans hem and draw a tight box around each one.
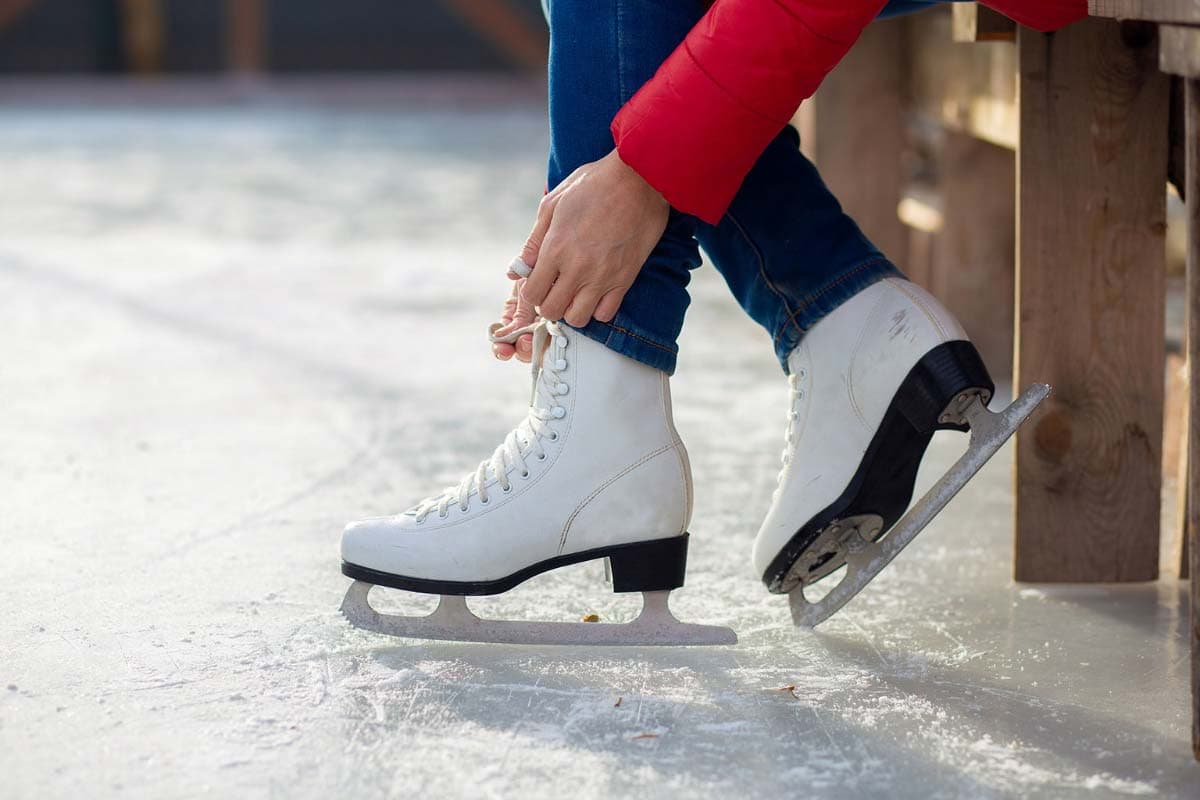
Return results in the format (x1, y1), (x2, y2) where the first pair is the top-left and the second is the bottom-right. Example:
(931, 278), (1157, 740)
(567, 317), (678, 375)
(772, 257), (904, 372)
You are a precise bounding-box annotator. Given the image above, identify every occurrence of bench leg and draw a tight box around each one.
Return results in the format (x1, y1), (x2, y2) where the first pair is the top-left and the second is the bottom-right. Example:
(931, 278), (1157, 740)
(1014, 19), (1168, 582)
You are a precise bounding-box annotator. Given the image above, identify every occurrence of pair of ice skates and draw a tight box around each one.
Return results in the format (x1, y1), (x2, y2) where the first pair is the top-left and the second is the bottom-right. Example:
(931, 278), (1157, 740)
(340, 278), (1049, 646)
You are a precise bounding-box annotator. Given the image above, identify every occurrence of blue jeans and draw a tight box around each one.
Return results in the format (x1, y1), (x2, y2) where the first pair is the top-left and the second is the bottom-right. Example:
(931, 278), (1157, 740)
(546, 0), (950, 374)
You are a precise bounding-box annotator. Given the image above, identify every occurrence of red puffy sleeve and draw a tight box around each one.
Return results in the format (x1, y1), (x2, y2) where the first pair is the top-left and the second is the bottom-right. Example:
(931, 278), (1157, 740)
(611, 0), (889, 225)
(611, 0), (1087, 224)
(983, 1), (1086, 33)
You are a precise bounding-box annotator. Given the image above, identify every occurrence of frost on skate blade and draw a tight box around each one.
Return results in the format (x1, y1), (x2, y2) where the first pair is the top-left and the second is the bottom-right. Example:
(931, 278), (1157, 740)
(340, 582), (737, 646)
(789, 383), (1051, 628)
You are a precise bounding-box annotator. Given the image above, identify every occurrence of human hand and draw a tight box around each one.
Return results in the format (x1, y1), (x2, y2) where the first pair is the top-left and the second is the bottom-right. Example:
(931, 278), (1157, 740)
(490, 276), (539, 362)
(518, 148), (668, 328)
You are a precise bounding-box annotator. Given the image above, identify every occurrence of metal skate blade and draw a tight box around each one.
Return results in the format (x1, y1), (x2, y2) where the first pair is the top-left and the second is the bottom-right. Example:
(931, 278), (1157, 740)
(341, 582), (737, 646)
(789, 382), (1051, 628)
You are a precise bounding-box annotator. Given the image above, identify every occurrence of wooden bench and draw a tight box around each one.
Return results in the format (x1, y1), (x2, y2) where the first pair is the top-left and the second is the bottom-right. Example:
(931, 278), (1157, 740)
(804, 2), (1199, 759)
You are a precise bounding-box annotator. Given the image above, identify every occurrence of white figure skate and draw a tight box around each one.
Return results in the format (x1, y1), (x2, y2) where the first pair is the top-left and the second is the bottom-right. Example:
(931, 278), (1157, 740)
(340, 321), (736, 646)
(753, 278), (1049, 627)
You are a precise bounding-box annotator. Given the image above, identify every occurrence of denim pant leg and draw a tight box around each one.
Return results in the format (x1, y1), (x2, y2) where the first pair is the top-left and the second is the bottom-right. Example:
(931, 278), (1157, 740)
(696, 127), (905, 373)
(545, 0), (704, 375)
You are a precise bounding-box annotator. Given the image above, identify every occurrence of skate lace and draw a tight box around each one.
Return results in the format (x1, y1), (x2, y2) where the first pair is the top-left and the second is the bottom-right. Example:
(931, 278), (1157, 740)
(408, 320), (570, 523)
(773, 368), (808, 499)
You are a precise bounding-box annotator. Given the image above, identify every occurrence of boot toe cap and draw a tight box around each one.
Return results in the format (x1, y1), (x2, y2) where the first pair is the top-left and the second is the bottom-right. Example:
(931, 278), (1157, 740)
(341, 516), (411, 570)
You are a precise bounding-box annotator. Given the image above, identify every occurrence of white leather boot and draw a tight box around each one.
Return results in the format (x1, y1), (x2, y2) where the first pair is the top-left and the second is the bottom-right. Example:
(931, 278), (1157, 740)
(342, 320), (695, 597)
(753, 277), (996, 594)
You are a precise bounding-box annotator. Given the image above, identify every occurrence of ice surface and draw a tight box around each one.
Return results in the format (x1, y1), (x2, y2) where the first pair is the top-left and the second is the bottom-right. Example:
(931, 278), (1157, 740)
(0, 79), (1196, 799)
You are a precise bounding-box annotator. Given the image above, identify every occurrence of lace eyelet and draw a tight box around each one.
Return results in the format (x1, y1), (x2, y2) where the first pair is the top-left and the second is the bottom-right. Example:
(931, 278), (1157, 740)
(521, 470), (530, 479)
(502, 484), (512, 493)
(480, 497), (490, 505)
(537, 453), (546, 461)
(554, 359), (567, 370)
(552, 406), (566, 419)
(549, 432), (559, 442)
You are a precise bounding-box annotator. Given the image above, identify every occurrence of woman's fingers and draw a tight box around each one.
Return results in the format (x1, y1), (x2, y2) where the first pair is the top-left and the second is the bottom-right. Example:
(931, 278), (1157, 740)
(563, 287), (602, 328)
(492, 279), (540, 362)
(593, 287), (626, 323)
(491, 282), (521, 360)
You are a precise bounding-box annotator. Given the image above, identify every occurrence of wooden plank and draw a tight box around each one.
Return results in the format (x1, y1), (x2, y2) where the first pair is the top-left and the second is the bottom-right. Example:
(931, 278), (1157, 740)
(1161, 24), (1200, 78)
(953, 3), (1017, 42)
(1014, 19), (1168, 582)
(1165, 352), (1191, 576)
(910, 8), (1019, 150)
(798, 16), (910, 265)
(931, 132), (1016, 376)
(1091, 0), (1200, 24)
(1184, 76), (1200, 762)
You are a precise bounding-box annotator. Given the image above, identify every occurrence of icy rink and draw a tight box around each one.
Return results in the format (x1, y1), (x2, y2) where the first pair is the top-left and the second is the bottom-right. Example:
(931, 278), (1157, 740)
(1, 81), (1197, 799)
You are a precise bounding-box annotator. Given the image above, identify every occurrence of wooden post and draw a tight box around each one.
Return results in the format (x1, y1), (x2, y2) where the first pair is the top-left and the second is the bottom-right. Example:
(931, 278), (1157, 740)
(1013, 19), (1168, 582)
(798, 16), (910, 267)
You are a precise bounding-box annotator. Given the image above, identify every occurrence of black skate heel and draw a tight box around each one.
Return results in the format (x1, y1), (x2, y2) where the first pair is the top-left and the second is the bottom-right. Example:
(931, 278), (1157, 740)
(764, 340), (997, 594)
(894, 340), (995, 433)
(605, 534), (689, 593)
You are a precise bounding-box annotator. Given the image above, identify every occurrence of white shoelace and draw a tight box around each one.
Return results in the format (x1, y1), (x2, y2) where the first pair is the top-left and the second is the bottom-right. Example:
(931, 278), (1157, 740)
(773, 368), (807, 498)
(408, 321), (570, 523)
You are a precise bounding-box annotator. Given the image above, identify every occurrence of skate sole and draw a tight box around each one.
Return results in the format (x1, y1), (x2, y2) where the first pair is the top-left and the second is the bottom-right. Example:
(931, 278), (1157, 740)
(342, 533), (690, 596)
(789, 383), (1049, 626)
(763, 340), (995, 595)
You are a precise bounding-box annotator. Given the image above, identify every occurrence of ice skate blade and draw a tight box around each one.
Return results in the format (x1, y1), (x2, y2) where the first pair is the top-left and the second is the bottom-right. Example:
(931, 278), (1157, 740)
(789, 383), (1051, 628)
(341, 582), (737, 647)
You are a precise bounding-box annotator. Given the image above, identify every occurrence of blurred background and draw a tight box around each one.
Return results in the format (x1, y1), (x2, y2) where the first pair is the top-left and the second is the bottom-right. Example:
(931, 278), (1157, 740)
(0, 0), (548, 73)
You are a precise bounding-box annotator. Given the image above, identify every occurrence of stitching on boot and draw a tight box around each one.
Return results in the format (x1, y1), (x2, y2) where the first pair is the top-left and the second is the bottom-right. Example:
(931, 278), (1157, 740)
(558, 444), (675, 553)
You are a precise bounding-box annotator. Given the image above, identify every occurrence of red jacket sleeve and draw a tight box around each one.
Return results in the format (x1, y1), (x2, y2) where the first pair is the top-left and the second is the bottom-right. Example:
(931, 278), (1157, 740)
(612, 0), (1086, 224)
(611, 0), (889, 225)
(983, 1), (1086, 33)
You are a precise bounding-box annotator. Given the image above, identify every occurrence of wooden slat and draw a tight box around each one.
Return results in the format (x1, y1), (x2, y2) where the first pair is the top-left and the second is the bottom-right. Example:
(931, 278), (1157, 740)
(1014, 19), (1168, 582)
(1091, 0), (1200, 24)
(1184, 76), (1200, 762)
(952, 3), (1017, 42)
(1166, 352), (1191, 576)
(1161, 24), (1200, 78)
(798, 16), (910, 265)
